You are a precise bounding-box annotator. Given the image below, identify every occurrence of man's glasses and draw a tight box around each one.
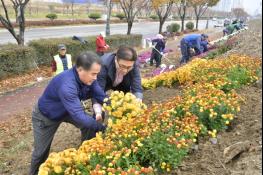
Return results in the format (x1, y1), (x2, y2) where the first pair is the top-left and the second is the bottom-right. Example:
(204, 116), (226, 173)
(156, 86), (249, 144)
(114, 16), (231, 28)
(116, 60), (133, 70)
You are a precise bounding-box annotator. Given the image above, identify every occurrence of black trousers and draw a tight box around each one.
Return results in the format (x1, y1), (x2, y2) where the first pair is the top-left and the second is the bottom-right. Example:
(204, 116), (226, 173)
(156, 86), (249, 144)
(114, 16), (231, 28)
(150, 49), (162, 67)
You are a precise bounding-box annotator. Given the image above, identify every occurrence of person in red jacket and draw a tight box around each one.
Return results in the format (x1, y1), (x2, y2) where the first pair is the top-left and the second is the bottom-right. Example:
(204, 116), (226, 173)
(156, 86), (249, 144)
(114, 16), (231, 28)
(96, 32), (109, 56)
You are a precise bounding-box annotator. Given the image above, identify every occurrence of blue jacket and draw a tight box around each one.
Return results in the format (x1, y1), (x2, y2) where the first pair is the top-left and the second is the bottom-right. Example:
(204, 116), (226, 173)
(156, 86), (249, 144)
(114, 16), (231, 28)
(200, 40), (209, 52)
(96, 53), (143, 99)
(152, 39), (166, 52)
(38, 67), (106, 130)
(183, 34), (202, 53)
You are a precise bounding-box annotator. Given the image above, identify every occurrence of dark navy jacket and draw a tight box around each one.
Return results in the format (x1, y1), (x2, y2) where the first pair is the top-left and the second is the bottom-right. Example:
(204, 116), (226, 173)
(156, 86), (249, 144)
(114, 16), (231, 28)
(152, 38), (166, 52)
(38, 67), (106, 130)
(96, 53), (143, 99)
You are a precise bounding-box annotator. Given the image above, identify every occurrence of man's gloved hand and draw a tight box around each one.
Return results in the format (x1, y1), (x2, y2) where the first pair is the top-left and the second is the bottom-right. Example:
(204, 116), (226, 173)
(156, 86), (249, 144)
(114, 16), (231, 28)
(96, 122), (107, 133)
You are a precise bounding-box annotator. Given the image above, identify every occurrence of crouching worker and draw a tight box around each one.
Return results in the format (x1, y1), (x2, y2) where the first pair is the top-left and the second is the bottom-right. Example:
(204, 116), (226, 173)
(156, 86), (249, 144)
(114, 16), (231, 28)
(30, 52), (107, 175)
(179, 34), (208, 64)
(93, 46), (143, 106)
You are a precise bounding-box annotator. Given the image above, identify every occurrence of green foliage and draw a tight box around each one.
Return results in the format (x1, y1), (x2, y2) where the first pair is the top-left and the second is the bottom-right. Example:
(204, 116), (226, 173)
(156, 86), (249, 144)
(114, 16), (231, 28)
(149, 15), (158, 20)
(0, 44), (37, 79)
(166, 23), (181, 33)
(223, 66), (253, 91)
(28, 34), (142, 66)
(115, 13), (126, 20)
(186, 21), (195, 30)
(136, 131), (188, 173)
(46, 13), (58, 21)
(88, 13), (102, 20)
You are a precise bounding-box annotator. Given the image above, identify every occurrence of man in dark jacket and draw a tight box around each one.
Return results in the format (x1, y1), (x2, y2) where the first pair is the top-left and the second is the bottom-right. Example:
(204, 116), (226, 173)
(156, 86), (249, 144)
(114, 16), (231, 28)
(91, 46), (143, 113)
(30, 52), (107, 175)
(149, 34), (166, 68)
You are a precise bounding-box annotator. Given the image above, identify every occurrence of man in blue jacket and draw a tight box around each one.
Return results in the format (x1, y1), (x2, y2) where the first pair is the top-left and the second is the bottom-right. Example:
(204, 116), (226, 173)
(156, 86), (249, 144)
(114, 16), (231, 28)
(92, 46), (143, 111)
(30, 52), (107, 175)
(179, 33), (209, 64)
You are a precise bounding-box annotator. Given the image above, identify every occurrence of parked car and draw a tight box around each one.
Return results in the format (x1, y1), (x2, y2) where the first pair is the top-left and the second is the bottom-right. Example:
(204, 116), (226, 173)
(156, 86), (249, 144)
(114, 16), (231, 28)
(214, 19), (224, 27)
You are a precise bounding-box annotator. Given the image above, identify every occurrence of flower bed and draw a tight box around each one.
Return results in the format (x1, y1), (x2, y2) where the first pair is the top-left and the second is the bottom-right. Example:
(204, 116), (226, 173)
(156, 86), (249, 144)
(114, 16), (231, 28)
(142, 55), (261, 90)
(39, 53), (261, 175)
(138, 49), (173, 65)
(144, 65), (175, 78)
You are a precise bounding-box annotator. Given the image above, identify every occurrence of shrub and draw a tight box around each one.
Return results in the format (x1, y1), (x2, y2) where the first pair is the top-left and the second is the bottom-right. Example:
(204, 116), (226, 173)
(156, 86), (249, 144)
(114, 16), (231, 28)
(149, 15), (158, 20)
(88, 13), (102, 20)
(166, 23), (180, 33)
(115, 13), (126, 20)
(28, 34), (143, 66)
(0, 44), (37, 79)
(46, 13), (58, 21)
(0, 19), (125, 28)
(186, 21), (195, 30)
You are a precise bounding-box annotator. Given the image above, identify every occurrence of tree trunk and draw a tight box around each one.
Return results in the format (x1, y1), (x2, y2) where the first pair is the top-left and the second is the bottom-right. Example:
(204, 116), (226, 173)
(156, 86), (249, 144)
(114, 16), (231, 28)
(181, 17), (185, 32)
(206, 18), (209, 29)
(196, 17), (199, 29)
(127, 21), (133, 35)
(71, 3), (74, 17)
(106, 0), (112, 36)
(159, 19), (165, 34)
(18, 6), (25, 45)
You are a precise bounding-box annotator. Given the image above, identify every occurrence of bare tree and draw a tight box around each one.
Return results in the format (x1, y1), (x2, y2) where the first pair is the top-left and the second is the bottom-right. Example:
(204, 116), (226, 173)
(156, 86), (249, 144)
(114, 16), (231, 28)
(189, 0), (219, 29)
(27, 0), (32, 16)
(0, 0), (30, 45)
(63, 0), (76, 17)
(175, 0), (188, 32)
(118, 0), (149, 34)
(48, 4), (55, 14)
(153, 0), (174, 33)
(231, 8), (249, 19)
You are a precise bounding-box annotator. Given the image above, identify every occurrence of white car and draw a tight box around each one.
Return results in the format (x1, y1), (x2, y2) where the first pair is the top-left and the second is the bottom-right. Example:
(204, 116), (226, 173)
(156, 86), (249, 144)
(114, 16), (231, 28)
(212, 17), (217, 21)
(214, 19), (224, 27)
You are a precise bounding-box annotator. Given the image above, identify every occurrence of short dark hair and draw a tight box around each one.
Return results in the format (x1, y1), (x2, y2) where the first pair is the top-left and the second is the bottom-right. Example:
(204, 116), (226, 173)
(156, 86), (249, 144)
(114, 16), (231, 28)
(116, 46), (137, 61)
(76, 51), (101, 70)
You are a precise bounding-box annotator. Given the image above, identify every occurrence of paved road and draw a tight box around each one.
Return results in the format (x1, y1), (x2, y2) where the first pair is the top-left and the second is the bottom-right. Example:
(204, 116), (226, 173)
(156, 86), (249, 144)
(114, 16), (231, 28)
(0, 20), (218, 44)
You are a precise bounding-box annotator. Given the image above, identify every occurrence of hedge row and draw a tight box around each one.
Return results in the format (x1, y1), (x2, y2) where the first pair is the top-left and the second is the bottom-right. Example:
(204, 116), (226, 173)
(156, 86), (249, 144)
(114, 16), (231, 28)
(0, 34), (143, 79)
(28, 34), (143, 65)
(0, 19), (124, 28)
(0, 44), (37, 79)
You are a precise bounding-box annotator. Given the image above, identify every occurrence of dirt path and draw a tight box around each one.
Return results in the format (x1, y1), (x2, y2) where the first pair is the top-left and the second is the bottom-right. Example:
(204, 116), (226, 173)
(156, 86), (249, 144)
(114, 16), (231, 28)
(172, 86), (262, 175)
(0, 81), (48, 121)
